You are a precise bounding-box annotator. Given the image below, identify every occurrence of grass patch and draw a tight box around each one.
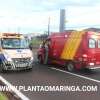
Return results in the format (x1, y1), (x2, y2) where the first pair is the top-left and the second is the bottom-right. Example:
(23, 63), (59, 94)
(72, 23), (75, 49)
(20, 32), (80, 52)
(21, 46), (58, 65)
(31, 38), (42, 45)
(30, 38), (43, 48)
(0, 92), (8, 100)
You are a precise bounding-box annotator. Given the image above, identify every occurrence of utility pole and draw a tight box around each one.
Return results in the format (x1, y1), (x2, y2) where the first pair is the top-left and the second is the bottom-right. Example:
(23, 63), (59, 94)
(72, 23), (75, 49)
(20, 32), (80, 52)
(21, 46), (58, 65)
(48, 17), (50, 36)
(59, 9), (65, 32)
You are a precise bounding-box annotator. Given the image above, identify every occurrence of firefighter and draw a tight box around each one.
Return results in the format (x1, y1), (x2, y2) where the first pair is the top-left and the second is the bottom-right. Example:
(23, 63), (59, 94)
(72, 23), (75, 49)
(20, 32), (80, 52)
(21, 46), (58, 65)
(38, 39), (50, 64)
(43, 39), (50, 64)
(43, 41), (49, 64)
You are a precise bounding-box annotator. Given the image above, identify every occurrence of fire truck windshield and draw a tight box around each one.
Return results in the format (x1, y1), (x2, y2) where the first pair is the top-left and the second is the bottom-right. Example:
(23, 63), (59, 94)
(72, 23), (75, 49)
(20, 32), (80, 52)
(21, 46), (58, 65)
(2, 38), (29, 49)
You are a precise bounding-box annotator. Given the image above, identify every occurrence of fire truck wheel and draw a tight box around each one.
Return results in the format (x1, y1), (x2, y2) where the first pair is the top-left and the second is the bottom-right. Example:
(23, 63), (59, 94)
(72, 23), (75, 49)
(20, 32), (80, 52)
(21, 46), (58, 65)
(67, 62), (75, 72)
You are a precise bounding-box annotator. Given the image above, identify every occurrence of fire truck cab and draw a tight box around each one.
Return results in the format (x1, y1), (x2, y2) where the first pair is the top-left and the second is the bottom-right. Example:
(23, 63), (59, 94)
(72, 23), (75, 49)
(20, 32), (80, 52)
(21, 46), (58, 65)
(0, 33), (34, 72)
(37, 30), (100, 71)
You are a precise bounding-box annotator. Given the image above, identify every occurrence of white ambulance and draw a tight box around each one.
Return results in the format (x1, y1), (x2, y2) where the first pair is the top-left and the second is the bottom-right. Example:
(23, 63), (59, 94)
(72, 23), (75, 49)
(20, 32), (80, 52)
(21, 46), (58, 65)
(0, 33), (34, 72)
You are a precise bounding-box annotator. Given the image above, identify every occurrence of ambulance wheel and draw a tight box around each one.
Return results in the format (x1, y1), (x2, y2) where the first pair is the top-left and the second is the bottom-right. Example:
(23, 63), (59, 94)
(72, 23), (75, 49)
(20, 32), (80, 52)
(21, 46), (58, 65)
(67, 62), (75, 72)
(27, 67), (32, 71)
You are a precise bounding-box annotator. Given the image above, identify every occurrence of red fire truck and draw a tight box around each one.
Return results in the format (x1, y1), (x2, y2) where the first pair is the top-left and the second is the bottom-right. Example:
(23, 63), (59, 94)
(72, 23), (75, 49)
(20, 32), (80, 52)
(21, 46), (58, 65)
(37, 30), (100, 71)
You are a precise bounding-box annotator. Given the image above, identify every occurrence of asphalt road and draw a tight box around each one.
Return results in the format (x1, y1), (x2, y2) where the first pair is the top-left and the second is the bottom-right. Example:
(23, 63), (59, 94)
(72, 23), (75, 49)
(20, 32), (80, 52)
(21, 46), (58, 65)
(0, 62), (100, 100)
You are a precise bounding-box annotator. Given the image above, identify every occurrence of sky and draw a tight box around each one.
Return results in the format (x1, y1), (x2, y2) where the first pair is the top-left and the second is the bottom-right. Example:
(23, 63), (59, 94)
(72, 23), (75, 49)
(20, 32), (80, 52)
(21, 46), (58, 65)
(0, 0), (100, 34)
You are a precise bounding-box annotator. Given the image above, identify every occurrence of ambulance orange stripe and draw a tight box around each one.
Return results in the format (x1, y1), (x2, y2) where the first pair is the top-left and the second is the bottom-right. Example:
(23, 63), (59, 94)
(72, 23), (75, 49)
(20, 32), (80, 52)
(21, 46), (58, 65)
(61, 31), (85, 60)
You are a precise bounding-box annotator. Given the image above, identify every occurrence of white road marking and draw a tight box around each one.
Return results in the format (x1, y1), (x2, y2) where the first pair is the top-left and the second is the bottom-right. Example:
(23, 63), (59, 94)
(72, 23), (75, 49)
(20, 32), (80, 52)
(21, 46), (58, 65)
(88, 67), (100, 69)
(0, 76), (29, 100)
(51, 67), (100, 83)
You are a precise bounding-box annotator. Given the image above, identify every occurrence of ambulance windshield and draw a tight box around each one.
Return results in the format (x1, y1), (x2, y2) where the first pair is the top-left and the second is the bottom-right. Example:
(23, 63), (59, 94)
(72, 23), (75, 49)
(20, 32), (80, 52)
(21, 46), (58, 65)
(2, 38), (29, 49)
